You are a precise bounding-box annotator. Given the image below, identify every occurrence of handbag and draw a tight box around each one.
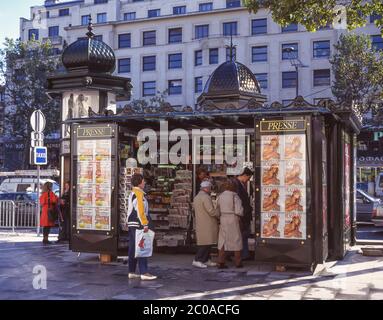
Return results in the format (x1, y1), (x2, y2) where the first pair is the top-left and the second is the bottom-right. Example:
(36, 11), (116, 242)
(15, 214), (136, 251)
(47, 192), (58, 222)
(135, 229), (155, 258)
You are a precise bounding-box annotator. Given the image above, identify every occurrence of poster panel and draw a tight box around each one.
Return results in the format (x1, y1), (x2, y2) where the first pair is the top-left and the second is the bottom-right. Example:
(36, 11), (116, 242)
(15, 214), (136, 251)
(261, 212), (284, 238)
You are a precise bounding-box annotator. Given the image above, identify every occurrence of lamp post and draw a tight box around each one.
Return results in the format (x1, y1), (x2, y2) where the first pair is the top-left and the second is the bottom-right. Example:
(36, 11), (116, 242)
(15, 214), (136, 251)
(282, 47), (308, 98)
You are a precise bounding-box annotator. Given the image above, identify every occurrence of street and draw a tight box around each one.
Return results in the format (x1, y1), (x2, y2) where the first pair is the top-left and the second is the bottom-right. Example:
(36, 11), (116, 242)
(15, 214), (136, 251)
(0, 232), (383, 300)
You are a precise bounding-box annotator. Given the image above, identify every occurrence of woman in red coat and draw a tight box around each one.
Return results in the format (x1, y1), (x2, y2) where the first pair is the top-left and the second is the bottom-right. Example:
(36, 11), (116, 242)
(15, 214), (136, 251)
(40, 182), (58, 244)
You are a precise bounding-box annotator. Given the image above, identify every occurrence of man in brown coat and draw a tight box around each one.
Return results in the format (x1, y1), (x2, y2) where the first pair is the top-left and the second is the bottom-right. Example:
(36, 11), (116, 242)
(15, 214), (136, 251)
(192, 181), (219, 268)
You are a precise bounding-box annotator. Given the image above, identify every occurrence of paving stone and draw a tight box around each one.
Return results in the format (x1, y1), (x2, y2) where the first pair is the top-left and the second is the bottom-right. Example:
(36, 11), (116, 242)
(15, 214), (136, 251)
(303, 287), (337, 300)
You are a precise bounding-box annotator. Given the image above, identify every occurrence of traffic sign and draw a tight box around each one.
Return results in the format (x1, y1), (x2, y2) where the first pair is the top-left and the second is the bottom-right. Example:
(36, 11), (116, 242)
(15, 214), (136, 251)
(31, 132), (44, 147)
(30, 110), (46, 133)
(33, 147), (48, 165)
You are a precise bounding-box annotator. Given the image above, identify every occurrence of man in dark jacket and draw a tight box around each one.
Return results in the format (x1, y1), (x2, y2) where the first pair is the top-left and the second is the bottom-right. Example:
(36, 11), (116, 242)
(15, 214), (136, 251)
(232, 167), (254, 260)
(58, 181), (70, 242)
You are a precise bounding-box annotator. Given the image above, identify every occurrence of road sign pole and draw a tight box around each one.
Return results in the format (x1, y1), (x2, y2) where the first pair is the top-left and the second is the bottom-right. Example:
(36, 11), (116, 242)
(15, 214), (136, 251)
(37, 165), (40, 237)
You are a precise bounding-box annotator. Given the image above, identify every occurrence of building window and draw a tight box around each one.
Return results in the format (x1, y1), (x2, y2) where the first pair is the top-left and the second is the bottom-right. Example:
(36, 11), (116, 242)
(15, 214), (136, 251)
(124, 12), (136, 21)
(94, 0), (108, 4)
(168, 53), (182, 69)
(143, 31), (156, 46)
(282, 71), (297, 88)
(97, 13), (107, 24)
(313, 69), (331, 86)
(252, 46), (267, 62)
(59, 8), (69, 17)
(28, 29), (39, 40)
(195, 50), (203, 66)
(81, 15), (91, 26)
(282, 43), (298, 60)
(168, 80), (182, 95)
(313, 40), (330, 58)
(199, 2), (213, 12)
(226, 47), (236, 61)
(195, 25), (209, 39)
(143, 81), (156, 96)
(94, 35), (103, 41)
(48, 26), (59, 37)
(173, 6), (186, 15)
(118, 58), (131, 73)
(223, 22), (238, 36)
(118, 33), (131, 48)
(251, 18), (267, 35)
(254, 73), (268, 89)
(143, 56), (156, 71)
(148, 9), (160, 18)
(209, 48), (219, 64)
(226, 0), (241, 8)
(168, 28), (182, 44)
(282, 23), (298, 32)
(195, 77), (203, 93)
(372, 35), (383, 51)
(370, 13), (382, 23)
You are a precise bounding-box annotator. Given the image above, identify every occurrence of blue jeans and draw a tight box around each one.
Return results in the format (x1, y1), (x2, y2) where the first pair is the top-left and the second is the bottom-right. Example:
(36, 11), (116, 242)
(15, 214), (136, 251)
(241, 225), (251, 259)
(128, 228), (148, 274)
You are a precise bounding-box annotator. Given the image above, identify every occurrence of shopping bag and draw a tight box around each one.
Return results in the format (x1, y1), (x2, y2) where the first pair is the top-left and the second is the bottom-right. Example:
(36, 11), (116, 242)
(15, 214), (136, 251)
(135, 229), (155, 258)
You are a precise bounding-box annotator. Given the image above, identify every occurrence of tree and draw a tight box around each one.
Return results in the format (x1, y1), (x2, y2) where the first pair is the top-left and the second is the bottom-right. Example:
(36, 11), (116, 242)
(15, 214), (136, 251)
(0, 38), (61, 168)
(330, 33), (383, 114)
(243, 0), (383, 34)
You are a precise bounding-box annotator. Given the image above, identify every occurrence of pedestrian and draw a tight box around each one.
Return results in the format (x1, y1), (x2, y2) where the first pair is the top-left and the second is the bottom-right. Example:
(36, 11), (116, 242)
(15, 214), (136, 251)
(127, 174), (157, 281)
(195, 167), (209, 195)
(232, 167), (254, 261)
(57, 181), (70, 243)
(192, 180), (219, 268)
(40, 182), (59, 245)
(216, 179), (244, 269)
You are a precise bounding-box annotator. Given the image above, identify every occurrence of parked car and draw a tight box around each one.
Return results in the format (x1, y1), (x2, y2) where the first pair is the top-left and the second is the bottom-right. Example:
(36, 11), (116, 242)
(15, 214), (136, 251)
(356, 189), (383, 226)
(0, 178), (59, 194)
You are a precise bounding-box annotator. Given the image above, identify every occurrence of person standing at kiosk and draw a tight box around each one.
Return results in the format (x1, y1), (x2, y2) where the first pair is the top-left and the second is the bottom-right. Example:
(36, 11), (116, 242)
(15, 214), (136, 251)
(127, 174), (157, 281)
(232, 167), (254, 260)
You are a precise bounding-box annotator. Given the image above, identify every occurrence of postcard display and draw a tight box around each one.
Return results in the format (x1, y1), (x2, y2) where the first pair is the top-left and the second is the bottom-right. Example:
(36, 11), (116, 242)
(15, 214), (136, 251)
(260, 133), (307, 240)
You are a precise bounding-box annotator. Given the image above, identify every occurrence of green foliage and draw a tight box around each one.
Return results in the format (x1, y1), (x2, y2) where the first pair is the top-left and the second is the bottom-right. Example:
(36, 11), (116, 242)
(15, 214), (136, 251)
(330, 33), (383, 114)
(243, 0), (383, 34)
(0, 37), (61, 139)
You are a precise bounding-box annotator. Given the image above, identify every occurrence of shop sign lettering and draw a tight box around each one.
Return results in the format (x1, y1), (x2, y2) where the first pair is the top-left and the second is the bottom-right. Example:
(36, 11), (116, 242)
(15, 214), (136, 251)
(260, 120), (306, 132)
(358, 156), (383, 164)
(77, 127), (112, 138)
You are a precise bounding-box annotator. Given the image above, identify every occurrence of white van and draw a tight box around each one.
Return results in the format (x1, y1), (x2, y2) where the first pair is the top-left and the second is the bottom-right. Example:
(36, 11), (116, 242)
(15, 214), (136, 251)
(375, 173), (383, 197)
(0, 178), (59, 195)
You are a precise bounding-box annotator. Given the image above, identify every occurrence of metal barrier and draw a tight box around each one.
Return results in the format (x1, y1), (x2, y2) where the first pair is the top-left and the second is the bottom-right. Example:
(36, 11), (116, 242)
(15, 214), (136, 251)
(0, 200), (38, 231)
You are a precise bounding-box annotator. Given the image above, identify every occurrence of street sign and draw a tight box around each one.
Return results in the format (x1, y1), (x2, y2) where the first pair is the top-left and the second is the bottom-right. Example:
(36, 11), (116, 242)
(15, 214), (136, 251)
(30, 110), (46, 133)
(33, 147), (48, 165)
(31, 132), (45, 147)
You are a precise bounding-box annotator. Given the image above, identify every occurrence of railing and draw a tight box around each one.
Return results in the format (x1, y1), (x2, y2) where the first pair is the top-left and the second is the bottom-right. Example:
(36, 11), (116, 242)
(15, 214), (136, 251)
(0, 201), (38, 231)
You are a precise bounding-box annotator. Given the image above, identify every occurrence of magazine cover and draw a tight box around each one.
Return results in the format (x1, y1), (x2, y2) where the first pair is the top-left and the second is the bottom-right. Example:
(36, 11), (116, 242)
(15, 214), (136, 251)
(284, 134), (306, 160)
(95, 140), (111, 161)
(285, 186), (306, 213)
(261, 160), (283, 186)
(77, 140), (94, 161)
(261, 187), (284, 212)
(77, 208), (94, 230)
(77, 185), (93, 207)
(78, 162), (94, 184)
(261, 212), (284, 238)
(261, 135), (283, 161)
(284, 212), (306, 239)
(285, 160), (305, 186)
(95, 208), (111, 230)
(95, 185), (111, 207)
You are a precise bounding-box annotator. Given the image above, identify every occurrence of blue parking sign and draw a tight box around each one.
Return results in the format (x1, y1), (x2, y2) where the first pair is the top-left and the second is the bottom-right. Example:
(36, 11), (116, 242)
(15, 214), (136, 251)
(34, 147), (48, 165)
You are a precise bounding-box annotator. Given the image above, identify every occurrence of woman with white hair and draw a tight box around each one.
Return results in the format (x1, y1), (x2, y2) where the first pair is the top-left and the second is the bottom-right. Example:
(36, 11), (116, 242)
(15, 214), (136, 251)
(192, 180), (219, 268)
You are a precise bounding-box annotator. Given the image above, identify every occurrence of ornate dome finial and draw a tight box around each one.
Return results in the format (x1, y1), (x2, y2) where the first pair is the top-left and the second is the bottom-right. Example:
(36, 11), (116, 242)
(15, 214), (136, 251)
(86, 16), (95, 39)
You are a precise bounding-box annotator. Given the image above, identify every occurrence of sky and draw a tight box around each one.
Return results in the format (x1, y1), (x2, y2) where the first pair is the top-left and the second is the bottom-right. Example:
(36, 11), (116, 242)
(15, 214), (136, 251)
(0, 0), (44, 46)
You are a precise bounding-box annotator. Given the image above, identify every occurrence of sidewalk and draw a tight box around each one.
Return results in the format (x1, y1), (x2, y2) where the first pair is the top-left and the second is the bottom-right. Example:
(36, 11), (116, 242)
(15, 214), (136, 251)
(0, 231), (383, 300)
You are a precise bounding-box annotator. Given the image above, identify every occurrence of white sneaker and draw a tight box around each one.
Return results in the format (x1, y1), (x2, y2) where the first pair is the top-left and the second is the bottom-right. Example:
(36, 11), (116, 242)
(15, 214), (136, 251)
(192, 260), (208, 268)
(128, 273), (140, 279)
(205, 260), (217, 267)
(141, 273), (157, 281)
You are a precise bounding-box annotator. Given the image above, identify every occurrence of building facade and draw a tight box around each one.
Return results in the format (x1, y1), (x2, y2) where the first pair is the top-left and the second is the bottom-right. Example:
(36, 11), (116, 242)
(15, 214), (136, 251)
(19, 0), (382, 108)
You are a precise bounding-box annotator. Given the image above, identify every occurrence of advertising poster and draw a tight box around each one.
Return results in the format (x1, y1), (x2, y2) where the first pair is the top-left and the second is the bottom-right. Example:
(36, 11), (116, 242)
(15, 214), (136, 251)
(344, 142), (351, 229)
(76, 139), (112, 231)
(284, 212), (306, 239)
(260, 130), (307, 240)
(261, 160), (283, 186)
(261, 187), (284, 212)
(261, 135), (283, 161)
(261, 212), (284, 238)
